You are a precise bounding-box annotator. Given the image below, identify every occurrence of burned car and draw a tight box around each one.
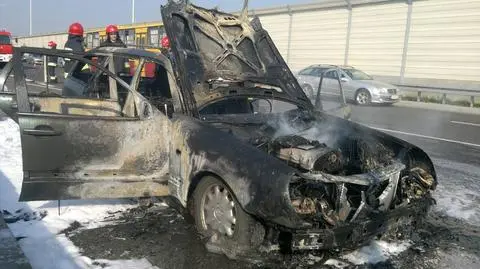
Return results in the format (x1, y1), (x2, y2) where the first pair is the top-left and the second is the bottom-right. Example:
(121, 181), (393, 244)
(0, 0), (437, 259)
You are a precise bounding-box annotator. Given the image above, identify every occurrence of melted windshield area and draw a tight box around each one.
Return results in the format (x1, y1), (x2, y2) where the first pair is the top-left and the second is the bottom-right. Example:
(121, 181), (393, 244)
(343, 68), (373, 80)
(0, 35), (11, 45)
(199, 97), (300, 116)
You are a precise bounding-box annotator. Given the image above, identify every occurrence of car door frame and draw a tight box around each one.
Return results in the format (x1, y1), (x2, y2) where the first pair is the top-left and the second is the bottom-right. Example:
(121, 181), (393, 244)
(338, 69), (356, 101)
(0, 60), (20, 121)
(8, 47), (172, 201)
(314, 68), (351, 120)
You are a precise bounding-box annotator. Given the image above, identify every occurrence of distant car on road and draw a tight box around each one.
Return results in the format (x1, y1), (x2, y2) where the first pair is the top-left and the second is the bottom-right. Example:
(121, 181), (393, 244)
(295, 64), (400, 105)
(23, 53), (44, 66)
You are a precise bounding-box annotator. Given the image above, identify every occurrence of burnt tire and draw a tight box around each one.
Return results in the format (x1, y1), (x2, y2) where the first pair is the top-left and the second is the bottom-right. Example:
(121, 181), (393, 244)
(192, 176), (265, 257)
(355, 88), (372, 105)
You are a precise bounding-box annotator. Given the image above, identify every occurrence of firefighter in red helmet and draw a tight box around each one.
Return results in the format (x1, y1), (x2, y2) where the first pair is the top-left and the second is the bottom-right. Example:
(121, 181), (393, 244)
(63, 22), (85, 78)
(47, 41), (57, 48)
(47, 41), (58, 83)
(100, 25), (126, 48)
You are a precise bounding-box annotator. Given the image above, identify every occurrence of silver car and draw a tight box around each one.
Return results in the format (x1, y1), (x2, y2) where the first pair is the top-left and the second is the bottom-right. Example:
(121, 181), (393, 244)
(295, 64), (400, 105)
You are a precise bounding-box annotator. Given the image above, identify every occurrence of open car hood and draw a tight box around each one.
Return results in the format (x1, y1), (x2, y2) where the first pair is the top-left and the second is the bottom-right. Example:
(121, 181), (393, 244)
(160, 0), (312, 111)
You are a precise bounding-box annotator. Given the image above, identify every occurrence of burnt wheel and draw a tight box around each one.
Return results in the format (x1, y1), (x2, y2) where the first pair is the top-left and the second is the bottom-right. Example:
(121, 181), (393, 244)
(192, 176), (264, 257)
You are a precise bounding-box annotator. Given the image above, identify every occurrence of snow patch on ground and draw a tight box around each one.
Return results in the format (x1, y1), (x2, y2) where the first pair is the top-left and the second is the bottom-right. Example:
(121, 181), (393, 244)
(432, 249), (480, 269)
(341, 240), (411, 265)
(431, 158), (480, 226)
(0, 117), (158, 268)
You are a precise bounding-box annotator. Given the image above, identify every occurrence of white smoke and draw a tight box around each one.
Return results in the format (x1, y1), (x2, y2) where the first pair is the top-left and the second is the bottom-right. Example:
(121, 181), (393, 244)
(270, 111), (351, 148)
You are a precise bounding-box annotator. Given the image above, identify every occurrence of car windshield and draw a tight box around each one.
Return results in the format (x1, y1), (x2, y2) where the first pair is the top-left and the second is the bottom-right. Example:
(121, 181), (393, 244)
(199, 97), (301, 116)
(343, 68), (373, 80)
(0, 35), (11, 45)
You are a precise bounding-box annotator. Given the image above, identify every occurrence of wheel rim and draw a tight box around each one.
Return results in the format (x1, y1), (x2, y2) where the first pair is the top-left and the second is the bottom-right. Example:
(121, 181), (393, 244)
(200, 184), (237, 237)
(357, 91), (370, 104)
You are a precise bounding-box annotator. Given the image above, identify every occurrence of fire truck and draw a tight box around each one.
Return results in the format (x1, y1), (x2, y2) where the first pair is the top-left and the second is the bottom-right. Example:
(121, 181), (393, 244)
(0, 30), (13, 66)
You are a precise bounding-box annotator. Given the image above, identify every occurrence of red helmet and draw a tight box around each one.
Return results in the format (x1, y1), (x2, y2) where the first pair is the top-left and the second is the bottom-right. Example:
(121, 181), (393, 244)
(161, 36), (170, 48)
(48, 41), (57, 47)
(106, 25), (119, 34)
(68, 23), (84, 36)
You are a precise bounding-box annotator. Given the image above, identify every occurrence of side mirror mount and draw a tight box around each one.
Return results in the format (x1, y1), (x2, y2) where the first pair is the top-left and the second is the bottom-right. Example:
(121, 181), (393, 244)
(341, 77), (349, 83)
(140, 100), (153, 119)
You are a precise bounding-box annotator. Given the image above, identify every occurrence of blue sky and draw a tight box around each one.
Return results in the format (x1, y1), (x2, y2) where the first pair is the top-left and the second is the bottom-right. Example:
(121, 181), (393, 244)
(0, 0), (316, 37)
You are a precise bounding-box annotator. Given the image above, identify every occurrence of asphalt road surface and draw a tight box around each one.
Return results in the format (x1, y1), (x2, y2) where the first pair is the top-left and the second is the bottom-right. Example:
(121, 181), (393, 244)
(2, 64), (64, 94)
(349, 105), (480, 166)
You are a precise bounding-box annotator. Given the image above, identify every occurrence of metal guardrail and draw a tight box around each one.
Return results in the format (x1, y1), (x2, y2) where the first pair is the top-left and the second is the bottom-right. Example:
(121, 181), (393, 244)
(394, 84), (480, 107)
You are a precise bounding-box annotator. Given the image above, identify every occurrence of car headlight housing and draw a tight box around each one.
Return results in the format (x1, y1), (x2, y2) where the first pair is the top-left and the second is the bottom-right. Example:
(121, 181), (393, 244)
(377, 88), (388, 94)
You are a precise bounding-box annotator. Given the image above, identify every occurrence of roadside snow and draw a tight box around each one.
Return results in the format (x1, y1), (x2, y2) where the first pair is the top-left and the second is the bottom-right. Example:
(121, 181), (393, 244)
(340, 240), (411, 265)
(0, 117), (160, 269)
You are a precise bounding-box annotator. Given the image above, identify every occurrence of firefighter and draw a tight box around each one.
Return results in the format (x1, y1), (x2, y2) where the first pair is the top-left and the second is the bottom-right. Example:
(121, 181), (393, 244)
(97, 25), (129, 75)
(63, 22), (85, 78)
(160, 36), (174, 62)
(100, 25), (126, 48)
(47, 41), (58, 83)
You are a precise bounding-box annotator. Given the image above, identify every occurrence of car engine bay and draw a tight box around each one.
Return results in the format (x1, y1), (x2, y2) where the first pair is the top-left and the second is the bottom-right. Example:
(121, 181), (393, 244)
(206, 109), (436, 231)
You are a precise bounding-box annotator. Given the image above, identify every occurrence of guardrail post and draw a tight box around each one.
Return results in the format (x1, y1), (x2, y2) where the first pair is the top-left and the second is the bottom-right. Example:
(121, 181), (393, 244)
(400, 0), (413, 83)
(344, 0), (352, 65)
(417, 91), (421, 102)
(442, 93), (447, 104)
(286, 5), (293, 64)
(471, 96), (475, 107)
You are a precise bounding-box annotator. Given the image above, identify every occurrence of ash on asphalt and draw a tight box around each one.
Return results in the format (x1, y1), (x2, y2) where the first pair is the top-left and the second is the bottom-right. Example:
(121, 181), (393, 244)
(67, 201), (480, 269)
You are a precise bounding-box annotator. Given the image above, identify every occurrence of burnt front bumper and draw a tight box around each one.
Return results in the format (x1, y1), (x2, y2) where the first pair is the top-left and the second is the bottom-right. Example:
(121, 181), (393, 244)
(290, 197), (433, 251)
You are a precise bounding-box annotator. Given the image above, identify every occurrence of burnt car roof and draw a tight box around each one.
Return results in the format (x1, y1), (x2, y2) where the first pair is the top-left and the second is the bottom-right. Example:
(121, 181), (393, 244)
(85, 47), (170, 64)
(12, 46), (168, 63)
(306, 64), (356, 69)
(160, 0), (314, 111)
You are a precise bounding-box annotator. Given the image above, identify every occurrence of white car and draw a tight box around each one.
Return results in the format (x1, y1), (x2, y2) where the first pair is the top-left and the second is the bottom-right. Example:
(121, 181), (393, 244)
(295, 65), (400, 105)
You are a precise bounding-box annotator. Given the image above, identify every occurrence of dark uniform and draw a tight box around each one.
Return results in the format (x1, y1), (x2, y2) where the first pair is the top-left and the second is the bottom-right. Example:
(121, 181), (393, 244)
(99, 35), (127, 48)
(63, 35), (85, 77)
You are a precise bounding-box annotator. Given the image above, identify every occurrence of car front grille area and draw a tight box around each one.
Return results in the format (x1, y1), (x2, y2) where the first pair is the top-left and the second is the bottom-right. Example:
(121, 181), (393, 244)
(387, 89), (397, 94)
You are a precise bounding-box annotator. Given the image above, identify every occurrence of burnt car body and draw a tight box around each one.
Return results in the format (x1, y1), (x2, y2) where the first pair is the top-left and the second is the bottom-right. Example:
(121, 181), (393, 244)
(0, 0), (437, 258)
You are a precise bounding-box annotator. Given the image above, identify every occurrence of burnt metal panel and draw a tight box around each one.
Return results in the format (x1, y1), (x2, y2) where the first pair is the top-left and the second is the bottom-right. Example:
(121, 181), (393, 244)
(0, 61), (18, 121)
(12, 50), (30, 113)
(18, 111), (171, 201)
(161, 0), (313, 111)
(168, 114), (311, 229)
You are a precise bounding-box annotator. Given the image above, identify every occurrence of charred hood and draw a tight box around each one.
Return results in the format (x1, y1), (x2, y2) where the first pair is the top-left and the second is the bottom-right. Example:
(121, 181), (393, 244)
(160, 0), (312, 110)
(204, 110), (438, 183)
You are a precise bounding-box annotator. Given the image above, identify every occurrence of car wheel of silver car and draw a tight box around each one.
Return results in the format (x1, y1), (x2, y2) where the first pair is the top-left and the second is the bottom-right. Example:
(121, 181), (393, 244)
(302, 84), (315, 100)
(192, 176), (264, 256)
(355, 89), (371, 105)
